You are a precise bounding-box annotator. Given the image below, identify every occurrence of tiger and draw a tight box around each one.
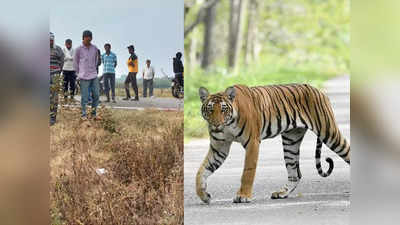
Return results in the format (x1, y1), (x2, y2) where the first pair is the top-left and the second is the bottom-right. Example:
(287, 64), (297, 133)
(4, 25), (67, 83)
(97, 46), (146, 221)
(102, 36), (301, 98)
(196, 83), (350, 204)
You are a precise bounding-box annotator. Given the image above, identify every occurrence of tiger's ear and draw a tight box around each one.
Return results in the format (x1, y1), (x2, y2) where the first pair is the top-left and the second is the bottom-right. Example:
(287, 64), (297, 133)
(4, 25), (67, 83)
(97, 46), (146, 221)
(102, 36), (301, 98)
(199, 87), (209, 103)
(225, 86), (236, 102)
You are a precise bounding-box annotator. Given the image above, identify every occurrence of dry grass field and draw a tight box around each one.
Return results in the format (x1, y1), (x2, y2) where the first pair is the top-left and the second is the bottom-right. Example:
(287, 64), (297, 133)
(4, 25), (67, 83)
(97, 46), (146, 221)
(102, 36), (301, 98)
(50, 105), (183, 224)
(114, 87), (172, 98)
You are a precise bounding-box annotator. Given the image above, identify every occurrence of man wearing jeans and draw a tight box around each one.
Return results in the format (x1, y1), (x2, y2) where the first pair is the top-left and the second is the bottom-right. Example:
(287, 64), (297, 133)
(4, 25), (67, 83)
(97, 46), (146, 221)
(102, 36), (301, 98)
(74, 30), (100, 119)
(101, 43), (117, 103)
(142, 59), (155, 98)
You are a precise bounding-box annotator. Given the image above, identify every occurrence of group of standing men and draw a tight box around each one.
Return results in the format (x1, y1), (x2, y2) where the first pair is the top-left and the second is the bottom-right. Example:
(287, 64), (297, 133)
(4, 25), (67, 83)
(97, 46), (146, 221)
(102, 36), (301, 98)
(49, 30), (156, 125)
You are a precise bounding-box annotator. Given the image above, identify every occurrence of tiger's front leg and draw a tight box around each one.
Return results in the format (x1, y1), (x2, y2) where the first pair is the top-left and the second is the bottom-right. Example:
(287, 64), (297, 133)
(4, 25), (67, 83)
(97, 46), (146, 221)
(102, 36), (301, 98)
(233, 139), (260, 203)
(196, 139), (232, 204)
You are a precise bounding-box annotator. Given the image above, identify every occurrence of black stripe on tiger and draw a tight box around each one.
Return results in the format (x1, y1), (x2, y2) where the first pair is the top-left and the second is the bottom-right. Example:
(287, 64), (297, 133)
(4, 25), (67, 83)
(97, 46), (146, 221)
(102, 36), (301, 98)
(210, 144), (227, 159)
(261, 112), (266, 135)
(211, 133), (225, 142)
(285, 162), (297, 169)
(262, 106), (272, 139)
(312, 87), (331, 143)
(274, 86), (292, 131)
(276, 86), (297, 128)
(315, 138), (334, 177)
(205, 158), (219, 173)
(236, 120), (247, 138)
(297, 86), (315, 130)
(290, 86), (312, 129)
(282, 135), (304, 146)
(226, 118), (235, 126)
(283, 148), (299, 156)
(242, 136), (251, 149)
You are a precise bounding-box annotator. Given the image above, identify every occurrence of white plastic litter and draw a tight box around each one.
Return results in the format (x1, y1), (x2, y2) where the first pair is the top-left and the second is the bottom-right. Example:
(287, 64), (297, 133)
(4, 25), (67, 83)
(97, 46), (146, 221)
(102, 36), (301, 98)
(96, 168), (107, 175)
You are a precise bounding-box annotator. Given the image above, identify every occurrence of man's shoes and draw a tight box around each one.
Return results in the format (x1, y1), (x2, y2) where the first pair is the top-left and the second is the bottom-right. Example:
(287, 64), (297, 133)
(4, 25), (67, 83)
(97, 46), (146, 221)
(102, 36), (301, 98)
(131, 98), (139, 101)
(81, 115), (88, 121)
(112, 99), (117, 103)
(122, 97), (131, 101)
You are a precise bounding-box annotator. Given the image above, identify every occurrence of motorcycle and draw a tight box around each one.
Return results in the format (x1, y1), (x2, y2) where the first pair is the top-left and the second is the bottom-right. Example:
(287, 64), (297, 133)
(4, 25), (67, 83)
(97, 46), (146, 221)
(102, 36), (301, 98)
(171, 77), (184, 99)
(161, 69), (184, 99)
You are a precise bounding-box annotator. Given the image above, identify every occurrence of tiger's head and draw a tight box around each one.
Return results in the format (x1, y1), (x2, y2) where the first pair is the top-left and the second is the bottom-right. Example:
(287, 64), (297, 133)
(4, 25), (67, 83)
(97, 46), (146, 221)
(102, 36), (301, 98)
(199, 86), (236, 132)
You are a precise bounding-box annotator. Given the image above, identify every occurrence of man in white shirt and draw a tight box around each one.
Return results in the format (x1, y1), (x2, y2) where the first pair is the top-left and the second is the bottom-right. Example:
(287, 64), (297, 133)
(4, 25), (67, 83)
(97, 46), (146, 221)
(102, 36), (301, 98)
(142, 59), (155, 98)
(62, 39), (76, 99)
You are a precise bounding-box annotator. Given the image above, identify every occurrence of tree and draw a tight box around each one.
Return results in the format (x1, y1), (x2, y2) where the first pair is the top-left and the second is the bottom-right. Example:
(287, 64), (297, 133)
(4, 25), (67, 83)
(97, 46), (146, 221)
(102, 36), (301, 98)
(201, 0), (218, 69)
(227, 0), (245, 71)
(244, 0), (258, 66)
(184, 0), (220, 37)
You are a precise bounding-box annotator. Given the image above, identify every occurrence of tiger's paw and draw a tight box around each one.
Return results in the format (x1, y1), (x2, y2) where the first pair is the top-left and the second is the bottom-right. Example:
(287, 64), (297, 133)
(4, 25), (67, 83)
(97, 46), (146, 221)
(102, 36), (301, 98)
(199, 191), (211, 204)
(270, 190), (289, 199)
(233, 195), (251, 203)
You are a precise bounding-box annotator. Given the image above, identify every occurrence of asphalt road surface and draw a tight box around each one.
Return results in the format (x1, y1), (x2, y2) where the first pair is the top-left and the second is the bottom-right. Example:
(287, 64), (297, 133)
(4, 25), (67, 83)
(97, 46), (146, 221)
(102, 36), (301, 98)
(184, 76), (350, 225)
(69, 95), (183, 111)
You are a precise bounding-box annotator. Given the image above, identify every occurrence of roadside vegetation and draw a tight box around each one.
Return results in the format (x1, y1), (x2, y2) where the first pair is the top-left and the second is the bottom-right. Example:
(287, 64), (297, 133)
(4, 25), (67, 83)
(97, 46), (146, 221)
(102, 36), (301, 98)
(50, 106), (183, 224)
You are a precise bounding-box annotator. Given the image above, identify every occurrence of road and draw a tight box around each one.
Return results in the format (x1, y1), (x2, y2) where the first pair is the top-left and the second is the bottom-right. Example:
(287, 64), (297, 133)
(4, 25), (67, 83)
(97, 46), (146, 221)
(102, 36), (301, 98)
(184, 76), (350, 225)
(68, 95), (183, 111)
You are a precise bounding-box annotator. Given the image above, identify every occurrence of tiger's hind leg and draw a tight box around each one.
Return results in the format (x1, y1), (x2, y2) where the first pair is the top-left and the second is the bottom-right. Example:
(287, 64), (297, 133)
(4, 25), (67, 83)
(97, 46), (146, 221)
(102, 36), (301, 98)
(271, 128), (307, 199)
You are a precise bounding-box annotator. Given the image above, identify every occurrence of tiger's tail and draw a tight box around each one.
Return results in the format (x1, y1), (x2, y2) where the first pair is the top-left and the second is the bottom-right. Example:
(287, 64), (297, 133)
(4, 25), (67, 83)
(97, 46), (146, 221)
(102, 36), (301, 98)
(315, 138), (334, 177)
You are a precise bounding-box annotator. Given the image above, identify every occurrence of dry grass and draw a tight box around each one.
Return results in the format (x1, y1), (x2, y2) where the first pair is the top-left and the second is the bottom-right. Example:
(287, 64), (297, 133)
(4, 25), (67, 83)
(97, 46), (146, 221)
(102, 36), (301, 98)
(50, 105), (183, 225)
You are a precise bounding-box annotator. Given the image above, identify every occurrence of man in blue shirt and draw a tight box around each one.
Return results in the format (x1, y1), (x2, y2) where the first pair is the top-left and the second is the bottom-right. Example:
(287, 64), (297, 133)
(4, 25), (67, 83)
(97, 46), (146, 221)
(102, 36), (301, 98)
(101, 43), (117, 103)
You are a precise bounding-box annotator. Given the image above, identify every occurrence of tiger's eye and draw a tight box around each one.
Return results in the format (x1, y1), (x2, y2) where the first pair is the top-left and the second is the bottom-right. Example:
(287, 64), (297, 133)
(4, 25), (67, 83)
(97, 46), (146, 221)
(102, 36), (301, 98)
(221, 105), (228, 112)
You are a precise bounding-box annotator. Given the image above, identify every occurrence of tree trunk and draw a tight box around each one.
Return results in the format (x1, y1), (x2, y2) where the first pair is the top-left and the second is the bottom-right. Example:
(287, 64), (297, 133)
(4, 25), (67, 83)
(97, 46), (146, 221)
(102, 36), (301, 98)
(228, 0), (245, 71)
(189, 28), (199, 71)
(184, 0), (220, 37)
(244, 0), (258, 66)
(201, 0), (218, 69)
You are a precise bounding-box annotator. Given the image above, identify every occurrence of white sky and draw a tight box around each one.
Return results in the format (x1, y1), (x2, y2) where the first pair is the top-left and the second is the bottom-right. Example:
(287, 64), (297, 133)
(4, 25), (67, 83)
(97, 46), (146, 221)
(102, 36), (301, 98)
(50, 0), (183, 78)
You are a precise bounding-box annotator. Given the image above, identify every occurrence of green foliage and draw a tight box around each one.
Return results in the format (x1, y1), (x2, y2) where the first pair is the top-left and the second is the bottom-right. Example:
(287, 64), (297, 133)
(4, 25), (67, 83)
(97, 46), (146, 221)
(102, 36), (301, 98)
(183, 0), (349, 138)
(185, 0), (349, 74)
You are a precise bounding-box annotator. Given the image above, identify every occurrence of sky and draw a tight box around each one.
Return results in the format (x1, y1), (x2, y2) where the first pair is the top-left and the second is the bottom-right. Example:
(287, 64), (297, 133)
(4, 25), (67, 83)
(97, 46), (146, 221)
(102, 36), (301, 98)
(50, 0), (183, 78)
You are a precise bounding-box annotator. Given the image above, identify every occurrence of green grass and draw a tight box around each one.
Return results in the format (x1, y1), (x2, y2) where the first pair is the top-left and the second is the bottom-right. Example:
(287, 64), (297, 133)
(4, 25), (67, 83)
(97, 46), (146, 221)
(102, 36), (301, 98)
(184, 62), (338, 139)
